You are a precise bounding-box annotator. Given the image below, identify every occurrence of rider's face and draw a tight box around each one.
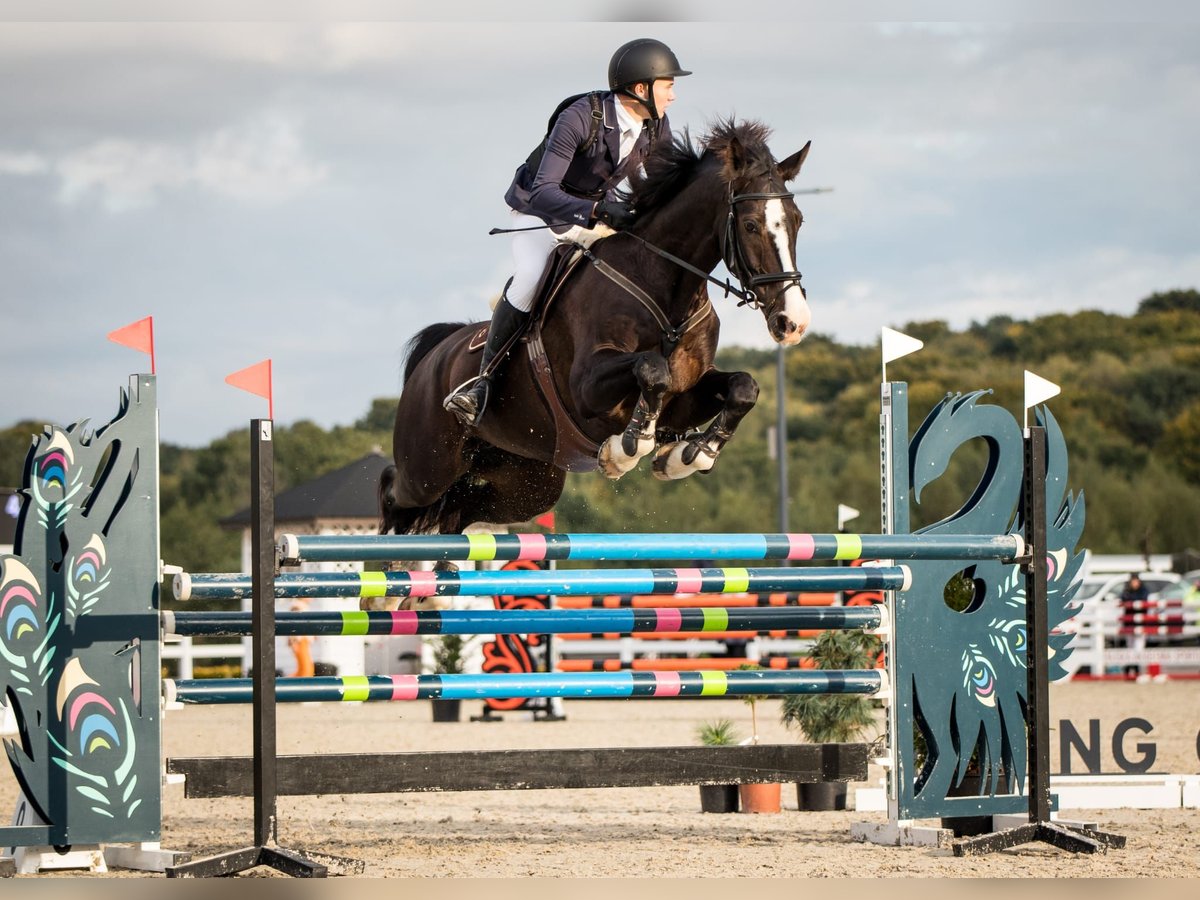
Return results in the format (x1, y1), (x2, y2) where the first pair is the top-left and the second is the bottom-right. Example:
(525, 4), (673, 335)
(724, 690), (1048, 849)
(632, 78), (676, 116)
(651, 78), (676, 114)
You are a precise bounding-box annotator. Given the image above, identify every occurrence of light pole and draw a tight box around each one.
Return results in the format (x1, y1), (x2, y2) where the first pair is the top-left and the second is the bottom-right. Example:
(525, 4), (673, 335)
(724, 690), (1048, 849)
(776, 345), (788, 532)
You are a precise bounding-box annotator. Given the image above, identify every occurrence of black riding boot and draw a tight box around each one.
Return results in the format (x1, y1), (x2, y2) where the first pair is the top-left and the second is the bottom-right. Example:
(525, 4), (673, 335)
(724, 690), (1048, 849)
(443, 295), (530, 427)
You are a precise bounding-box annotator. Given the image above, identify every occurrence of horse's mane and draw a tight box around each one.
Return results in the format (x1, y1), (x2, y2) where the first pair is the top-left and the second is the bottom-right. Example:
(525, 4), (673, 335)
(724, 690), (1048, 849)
(627, 118), (775, 218)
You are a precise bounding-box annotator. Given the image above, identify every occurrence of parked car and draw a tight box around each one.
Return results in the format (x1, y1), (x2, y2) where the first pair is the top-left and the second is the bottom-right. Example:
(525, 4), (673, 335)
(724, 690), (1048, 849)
(1071, 571), (1181, 608)
(1064, 571), (1182, 648)
(1156, 579), (1200, 604)
(1146, 578), (1200, 646)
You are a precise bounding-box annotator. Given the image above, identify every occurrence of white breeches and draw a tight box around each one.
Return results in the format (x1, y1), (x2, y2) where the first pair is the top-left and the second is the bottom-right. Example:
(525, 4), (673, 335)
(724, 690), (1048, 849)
(505, 210), (611, 312)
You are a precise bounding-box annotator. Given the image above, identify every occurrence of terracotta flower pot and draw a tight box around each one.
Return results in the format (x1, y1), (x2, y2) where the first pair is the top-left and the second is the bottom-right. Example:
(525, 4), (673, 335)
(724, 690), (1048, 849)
(698, 784), (739, 813)
(738, 782), (782, 814)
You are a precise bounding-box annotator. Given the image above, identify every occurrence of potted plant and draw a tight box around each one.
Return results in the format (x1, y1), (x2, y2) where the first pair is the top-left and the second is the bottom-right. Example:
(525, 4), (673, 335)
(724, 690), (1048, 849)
(695, 719), (740, 813)
(429, 633), (467, 722)
(736, 664), (782, 814)
(780, 628), (879, 810)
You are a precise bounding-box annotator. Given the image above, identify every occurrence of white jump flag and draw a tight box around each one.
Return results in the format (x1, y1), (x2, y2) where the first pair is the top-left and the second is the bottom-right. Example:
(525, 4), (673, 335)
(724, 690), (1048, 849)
(1023, 369), (1061, 430)
(837, 503), (861, 532)
(881, 327), (924, 383)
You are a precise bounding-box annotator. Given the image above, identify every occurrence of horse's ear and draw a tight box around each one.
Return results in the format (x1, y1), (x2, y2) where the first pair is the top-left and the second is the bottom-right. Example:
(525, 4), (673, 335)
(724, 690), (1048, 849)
(777, 141), (811, 182)
(721, 134), (748, 178)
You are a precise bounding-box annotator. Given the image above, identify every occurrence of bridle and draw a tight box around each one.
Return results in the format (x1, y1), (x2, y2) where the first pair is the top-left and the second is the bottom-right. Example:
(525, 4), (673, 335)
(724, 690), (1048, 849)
(720, 182), (806, 310)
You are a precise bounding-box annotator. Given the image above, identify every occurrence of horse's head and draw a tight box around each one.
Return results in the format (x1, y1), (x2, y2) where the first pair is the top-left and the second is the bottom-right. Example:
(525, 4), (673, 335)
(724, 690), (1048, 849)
(711, 122), (812, 346)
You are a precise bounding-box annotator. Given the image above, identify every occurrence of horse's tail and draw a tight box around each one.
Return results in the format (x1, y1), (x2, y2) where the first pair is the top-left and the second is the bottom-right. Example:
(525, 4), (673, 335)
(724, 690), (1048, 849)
(403, 322), (469, 385)
(377, 463), (399, 534)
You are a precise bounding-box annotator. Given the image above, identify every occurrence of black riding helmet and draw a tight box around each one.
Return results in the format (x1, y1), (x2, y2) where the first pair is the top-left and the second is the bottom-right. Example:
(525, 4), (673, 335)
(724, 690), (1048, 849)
(608, 38), (691, 121)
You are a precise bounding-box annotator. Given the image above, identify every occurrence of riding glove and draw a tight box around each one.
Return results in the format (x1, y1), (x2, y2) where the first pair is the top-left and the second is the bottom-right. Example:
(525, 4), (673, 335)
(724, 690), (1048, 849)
(594, 200), (636, 230)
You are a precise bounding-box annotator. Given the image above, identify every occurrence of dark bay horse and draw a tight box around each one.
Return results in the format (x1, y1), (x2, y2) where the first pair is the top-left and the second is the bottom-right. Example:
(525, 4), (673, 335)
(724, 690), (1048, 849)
(380, 119), (811, 539)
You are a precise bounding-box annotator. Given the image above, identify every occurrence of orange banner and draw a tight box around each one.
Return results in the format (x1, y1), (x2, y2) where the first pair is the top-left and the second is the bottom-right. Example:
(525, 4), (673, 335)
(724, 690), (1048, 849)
(225, 359), (273, 419)
(106, 316), (155, 373)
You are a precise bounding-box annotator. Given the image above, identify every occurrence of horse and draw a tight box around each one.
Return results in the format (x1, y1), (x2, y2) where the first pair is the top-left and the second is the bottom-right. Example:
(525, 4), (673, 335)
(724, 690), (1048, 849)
(378, 118), (811, 554)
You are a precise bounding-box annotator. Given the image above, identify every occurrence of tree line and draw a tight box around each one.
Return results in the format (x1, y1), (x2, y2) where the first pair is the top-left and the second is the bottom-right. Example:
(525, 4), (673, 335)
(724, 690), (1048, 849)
(3, 290), (1198, 578)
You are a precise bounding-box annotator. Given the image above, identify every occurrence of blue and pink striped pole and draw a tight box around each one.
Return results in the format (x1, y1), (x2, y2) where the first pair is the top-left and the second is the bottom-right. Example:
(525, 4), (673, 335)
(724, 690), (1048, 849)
(165, 668), (883, 705)
(174, 564), (911, 602)
(279, 531), (1022, 565)
(164, 604), (883, 637)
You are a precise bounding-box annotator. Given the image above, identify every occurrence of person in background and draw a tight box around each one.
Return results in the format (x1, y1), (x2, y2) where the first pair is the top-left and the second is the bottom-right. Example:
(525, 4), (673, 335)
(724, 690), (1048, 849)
(1118, 575), (1149, 678)
(287, 599), (315, 678)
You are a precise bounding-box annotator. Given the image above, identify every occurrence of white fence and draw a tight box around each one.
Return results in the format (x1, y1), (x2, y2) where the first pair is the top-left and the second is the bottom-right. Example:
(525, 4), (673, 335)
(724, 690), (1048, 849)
(1061, 601), (1200, 678)
(160, 635), (245, 679)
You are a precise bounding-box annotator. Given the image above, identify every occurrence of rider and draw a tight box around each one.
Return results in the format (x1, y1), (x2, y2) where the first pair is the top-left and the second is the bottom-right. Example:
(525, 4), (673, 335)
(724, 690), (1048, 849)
(443, 37), (691, 427)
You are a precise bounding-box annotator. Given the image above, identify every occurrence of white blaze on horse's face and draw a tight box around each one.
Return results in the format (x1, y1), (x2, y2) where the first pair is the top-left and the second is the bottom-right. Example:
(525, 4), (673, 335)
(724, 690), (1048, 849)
(764, 197), (811, 346)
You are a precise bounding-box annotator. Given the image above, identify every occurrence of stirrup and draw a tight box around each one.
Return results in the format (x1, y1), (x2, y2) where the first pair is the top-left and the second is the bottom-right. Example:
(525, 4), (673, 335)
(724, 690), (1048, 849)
(443, 376), (490, 426)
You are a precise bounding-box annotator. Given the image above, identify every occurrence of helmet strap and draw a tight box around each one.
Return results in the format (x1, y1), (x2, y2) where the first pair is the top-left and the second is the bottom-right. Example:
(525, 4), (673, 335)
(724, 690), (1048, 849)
(619, 81), (659, 122)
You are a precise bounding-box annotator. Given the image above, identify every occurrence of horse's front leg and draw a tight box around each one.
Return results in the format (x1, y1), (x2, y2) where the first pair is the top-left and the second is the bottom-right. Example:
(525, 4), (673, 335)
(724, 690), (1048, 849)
(652, 369), (759, 481)
(581, 352), (672, 480)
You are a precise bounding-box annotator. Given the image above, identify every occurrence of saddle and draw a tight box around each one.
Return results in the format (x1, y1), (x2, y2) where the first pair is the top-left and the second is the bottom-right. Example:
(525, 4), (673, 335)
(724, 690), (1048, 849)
(466, 244), (601, 472)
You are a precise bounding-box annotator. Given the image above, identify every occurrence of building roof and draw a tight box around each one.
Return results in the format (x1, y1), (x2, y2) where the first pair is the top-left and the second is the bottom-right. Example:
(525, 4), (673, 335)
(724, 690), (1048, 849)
(222, 452), (391, 528)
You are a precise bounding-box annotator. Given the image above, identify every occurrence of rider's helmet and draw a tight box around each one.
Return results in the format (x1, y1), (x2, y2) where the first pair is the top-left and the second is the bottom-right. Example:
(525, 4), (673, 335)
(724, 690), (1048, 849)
(608, 39), (691, 121)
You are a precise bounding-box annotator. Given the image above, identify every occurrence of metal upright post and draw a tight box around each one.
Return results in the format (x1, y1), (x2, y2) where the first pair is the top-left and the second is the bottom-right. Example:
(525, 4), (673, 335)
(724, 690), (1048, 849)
(776, 345), (789, 533)
(167, 421), (360, 877)
(1024, 426), (1053, 826)
(952, 426), (1125, 856)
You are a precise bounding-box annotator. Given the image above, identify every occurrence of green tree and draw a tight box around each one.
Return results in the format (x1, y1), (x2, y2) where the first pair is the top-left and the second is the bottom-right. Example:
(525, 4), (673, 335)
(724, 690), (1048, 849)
(1138, 288), (1200, 315)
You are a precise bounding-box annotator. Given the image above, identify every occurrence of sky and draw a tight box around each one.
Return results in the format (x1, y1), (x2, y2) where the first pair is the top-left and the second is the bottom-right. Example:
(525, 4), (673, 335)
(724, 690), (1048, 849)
(2, 4), (1198, 446)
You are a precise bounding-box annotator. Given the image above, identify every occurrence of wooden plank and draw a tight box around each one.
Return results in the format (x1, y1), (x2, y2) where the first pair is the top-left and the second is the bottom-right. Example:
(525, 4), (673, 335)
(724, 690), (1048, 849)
(168, 743), (868, 798)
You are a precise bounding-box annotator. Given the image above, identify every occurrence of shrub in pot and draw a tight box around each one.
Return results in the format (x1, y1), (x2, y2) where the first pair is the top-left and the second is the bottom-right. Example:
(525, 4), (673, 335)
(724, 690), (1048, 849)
(695, 719), (740, 813)
(780, 628), (878, 810)
(430, 633), (467, 722)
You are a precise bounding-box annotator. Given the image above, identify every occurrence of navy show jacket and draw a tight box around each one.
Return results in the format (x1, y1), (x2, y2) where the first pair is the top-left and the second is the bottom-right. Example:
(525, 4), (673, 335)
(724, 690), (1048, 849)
(504, 91), (671, 230)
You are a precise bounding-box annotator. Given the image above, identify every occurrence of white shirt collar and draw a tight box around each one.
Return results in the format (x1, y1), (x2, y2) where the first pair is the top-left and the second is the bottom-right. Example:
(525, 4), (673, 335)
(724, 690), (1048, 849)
(612, 95), (644, 140)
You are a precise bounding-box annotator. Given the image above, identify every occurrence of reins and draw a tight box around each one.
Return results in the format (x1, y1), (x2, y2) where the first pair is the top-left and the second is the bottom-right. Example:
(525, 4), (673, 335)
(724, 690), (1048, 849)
(487, 181), (804, 353)
(577, 244), (712, 356)
(489, 222), (757, 305)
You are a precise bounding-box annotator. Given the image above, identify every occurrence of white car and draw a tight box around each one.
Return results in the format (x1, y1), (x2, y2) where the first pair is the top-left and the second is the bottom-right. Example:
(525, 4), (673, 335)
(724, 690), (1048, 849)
(1064, 571), (1182, 647)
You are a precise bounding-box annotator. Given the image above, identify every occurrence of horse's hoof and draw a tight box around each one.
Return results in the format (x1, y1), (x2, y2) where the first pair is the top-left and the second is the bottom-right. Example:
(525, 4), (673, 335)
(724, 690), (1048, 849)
(599, 457), (628, 480)
(598, 435), (639, 479)
(652, 441), (716, 481)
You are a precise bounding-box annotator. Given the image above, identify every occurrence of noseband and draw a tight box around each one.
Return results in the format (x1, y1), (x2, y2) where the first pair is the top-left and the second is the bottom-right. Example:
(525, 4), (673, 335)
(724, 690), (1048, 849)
(721, 185), (805, 310)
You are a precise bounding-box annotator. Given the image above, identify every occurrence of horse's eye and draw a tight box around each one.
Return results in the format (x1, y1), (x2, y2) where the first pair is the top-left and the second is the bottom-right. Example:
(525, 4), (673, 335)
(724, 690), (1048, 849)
(743, 219), (759, 234)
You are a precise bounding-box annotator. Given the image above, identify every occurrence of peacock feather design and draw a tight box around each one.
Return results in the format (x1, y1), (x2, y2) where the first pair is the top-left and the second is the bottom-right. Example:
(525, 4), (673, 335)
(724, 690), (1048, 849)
(0, 376), (161, 846)
(49, 658), (142, 820)
(898, 392), (1083, 815)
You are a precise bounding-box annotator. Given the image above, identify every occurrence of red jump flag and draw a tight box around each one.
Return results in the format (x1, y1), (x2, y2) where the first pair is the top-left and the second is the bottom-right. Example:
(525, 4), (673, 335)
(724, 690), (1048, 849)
(225, 359), (273, 420)
(107, 316), (155, 374)
(534, 511), (556, 530)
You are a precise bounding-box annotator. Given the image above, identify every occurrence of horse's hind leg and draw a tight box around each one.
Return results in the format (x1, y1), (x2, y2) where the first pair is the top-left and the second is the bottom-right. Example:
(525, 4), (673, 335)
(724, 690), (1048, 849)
(652, 369), (759, 480)
(588, 353), (672, 480)
(444, 447), (567, 528)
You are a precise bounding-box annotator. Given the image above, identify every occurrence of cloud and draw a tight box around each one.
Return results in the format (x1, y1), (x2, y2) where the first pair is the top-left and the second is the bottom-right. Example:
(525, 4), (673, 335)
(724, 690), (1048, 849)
(0, 151), (49, 175)
(53, 114), (327, 212)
